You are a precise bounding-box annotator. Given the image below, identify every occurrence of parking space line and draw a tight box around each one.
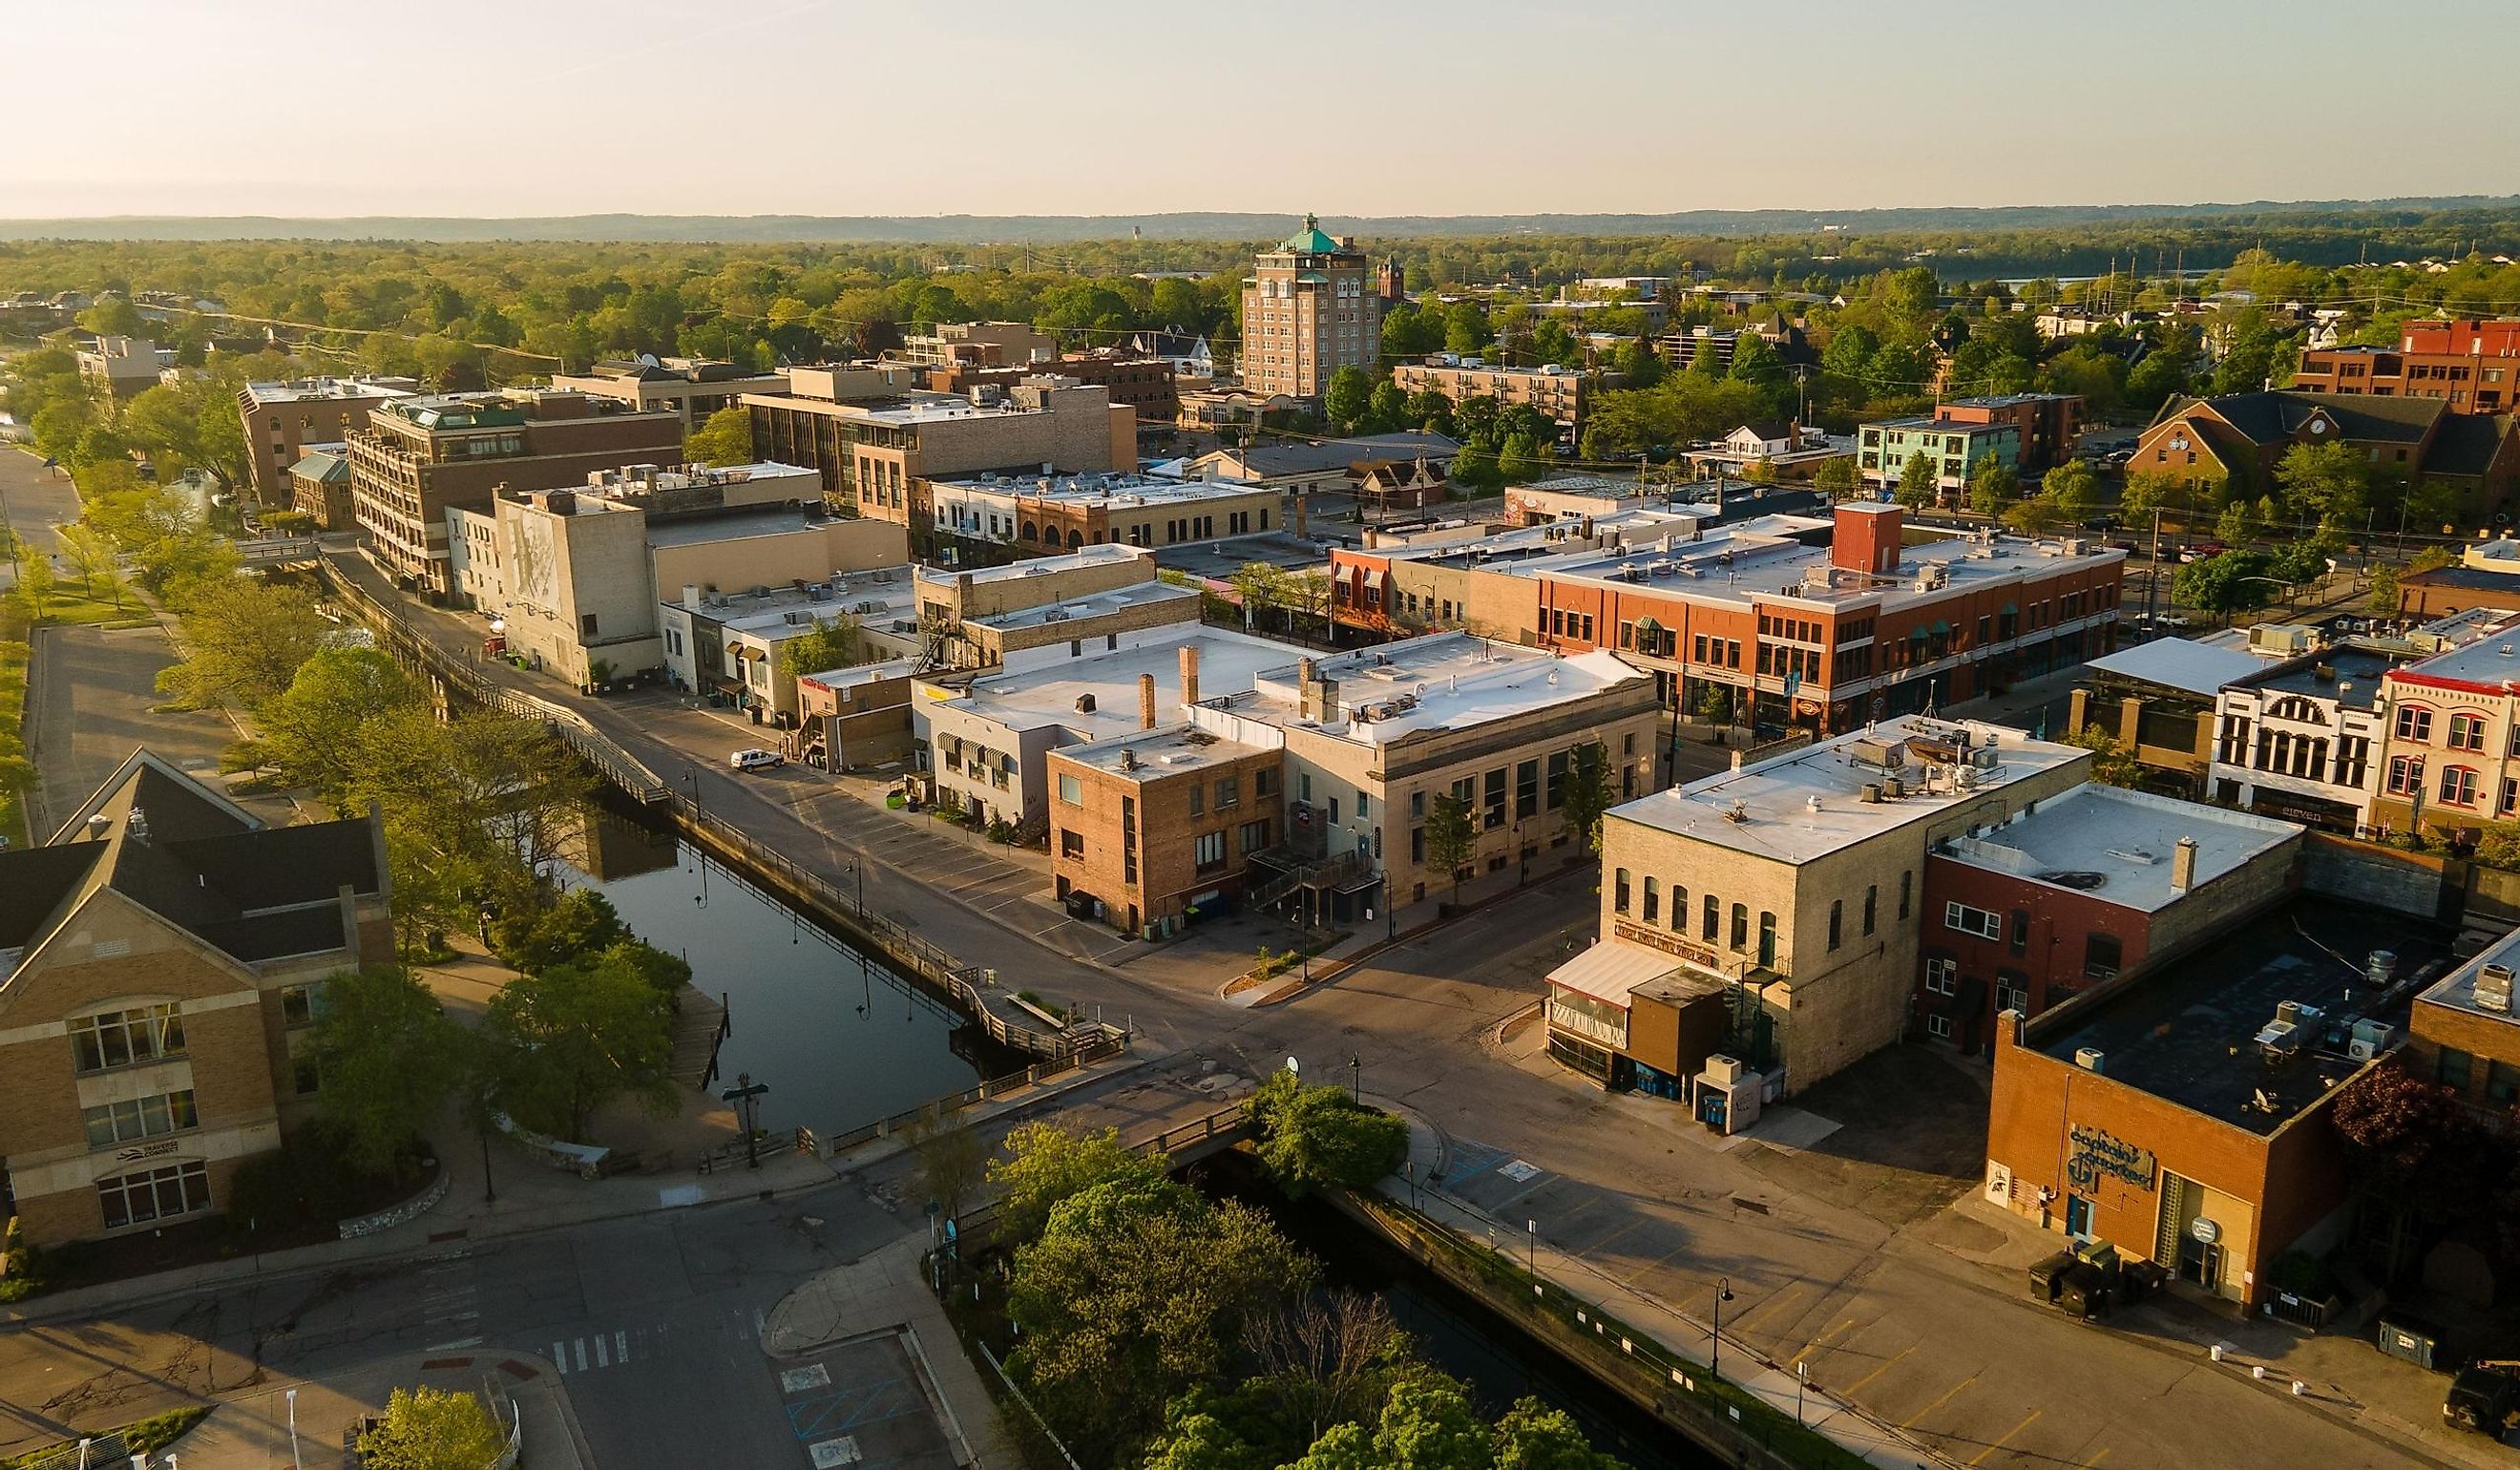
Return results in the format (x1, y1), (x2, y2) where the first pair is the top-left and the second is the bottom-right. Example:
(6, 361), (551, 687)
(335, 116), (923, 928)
(1838, 1343), (1912, 1396)
(1789, 1316), (1860, 1373)
(1902, 1371), (1977, 1428)
(1966, 1408), (2042, 1466)
(2080, 1448), (2110, 1468)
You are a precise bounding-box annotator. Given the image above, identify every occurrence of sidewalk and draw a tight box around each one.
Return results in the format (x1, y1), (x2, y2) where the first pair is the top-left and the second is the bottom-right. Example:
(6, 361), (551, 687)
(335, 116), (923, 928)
(1367, 1094), (1947, 1470)
(764, 1231), (1018, 1469)
(172, 1350), (591, 1470)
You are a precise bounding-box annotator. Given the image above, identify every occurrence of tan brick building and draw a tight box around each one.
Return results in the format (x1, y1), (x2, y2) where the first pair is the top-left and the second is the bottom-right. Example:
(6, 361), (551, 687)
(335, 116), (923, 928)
(1241, 216), (1383, 404)
(1390, 356), (1601, 437)
(0, 753), (393, 1246)
(1047, 709), (1287, 938)
(2407, 929), (2520, 1122)
(551, 357), (788, 432)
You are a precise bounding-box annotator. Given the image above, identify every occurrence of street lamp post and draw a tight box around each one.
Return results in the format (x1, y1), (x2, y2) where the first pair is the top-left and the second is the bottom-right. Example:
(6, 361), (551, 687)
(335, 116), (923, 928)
(1349, 1054), (1360, 1105)
(286, 1387), (303, 1470)
(1712, 1278), (1735, 1379)
(844, 858), (866, 918)
(1526, 1218), (1537, 1277)
(721, 1072), (771, 1169)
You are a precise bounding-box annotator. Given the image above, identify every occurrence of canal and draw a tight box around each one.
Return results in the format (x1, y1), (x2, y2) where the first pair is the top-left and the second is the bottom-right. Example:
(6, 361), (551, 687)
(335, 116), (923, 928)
(1205, 1155), (1718, 1470)
(555, 807), (1021, 1138)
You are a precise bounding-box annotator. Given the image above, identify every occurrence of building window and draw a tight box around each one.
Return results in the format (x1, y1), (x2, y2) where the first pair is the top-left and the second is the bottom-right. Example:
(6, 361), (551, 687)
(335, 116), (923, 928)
(1703, 893), (1720, 942)
(70, 1004), (185, 1074)
(1216, 775), (1240, 809)
(281, 982), (325, 1029)
(1943, 902), (2002, 941)
(1730, 903), (1748, 952)
(96, 1160), (211, 1231)
(1483, 768), (1507, 830)
(2439, 1046), (2475, 1091)
(2009, 910), (2029, 954)
(1642, 877), (1660, 925)
(1828, 900), (1843, 952)
(82, 1089), (199, 1149)
(2085, 933), (2123, 985)
(1546, 752), (1568, 809)
(1060, 829), (1083, 858)
(1614, 868), (1631, 914)
(1194, 830), (1228, 872)
(1240, 818), (1271, 853)
(1058, 774), (1083, 805)
(1516, 760), (1540, 819)
(1187, 782), (1204, 816)
(1996, 972), (2029, 1018)
(1900, 871), (1912, 920)
(2395, 706), (2432, 743)
(2386, 755), (2425, 796)
(1924, 957), (1958, 995)
(1863, 885), (1878, 936)
(2440, 765), (2480, 807)
(1924, 1015), (1953, 1040)
(2449, 713), (2488, 751)
(2491, 1061), (2520, 1105)
(1256, 768), (1276, 798)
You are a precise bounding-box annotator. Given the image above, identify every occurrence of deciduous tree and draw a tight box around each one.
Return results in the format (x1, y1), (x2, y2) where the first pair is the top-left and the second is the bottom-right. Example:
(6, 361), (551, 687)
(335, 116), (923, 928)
(308, 964), (465, 1175)
(683, 403), (753, 466)
(355, 1387), (506, 1470)
(1243, 1070), (1409, 1197)
(1425, 793), (1476, 906)
(485, 949), (678, 1142)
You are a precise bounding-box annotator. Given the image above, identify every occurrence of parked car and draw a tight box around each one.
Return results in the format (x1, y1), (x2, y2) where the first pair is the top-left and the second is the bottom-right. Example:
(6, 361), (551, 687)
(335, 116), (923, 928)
(2154, 612), (2193, 629)
(729, 748), (785, 772)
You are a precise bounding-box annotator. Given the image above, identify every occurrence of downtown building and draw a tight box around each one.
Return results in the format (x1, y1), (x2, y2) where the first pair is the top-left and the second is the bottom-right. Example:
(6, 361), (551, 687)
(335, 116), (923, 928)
(346, 388), (682, 598)
(2293, 318), (2520, 414)
(236, 375), (419, 516)
(1240, 216), (1383, 404)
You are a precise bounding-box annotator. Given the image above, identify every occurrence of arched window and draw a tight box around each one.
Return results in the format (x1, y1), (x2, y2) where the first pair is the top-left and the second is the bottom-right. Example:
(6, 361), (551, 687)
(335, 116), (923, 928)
(1613, 869), (1631, 914)
(1019, 520), (1038, 542)
(1642, 877), (1660, 925)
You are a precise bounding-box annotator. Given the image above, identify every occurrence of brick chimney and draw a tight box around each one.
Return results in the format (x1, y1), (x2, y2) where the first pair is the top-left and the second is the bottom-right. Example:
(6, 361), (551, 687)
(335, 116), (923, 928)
(1139, 672), (1158, 730)
(1832, 502), (1902, 576)
(2171, 835), (2198, 894)
(1179, 644), (1201, 708)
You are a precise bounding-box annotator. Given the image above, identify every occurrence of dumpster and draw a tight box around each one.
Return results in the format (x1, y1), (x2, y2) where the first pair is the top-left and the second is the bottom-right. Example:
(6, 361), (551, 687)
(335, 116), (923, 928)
(2028, 1250), (2079, 1304)
(2376, 1311), (2446, 1372)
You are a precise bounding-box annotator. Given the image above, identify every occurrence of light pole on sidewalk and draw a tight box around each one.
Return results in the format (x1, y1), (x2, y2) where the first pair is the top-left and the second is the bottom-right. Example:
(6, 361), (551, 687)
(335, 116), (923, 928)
(1526, 1218), (1537, 1277)
(286, 1387), (303, 1470)
(1711, 1277), (1735, 1380)
(1349, 1053), (1360, 1105)
(844, 858), (866, 918)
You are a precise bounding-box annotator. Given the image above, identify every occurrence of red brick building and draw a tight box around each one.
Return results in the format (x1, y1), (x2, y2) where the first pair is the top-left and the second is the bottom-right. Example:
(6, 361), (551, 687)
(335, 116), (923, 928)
(1920, 785), (2303, 1055)
(2294, 319), (2520, 413)
(1938, 393), (2085, 473)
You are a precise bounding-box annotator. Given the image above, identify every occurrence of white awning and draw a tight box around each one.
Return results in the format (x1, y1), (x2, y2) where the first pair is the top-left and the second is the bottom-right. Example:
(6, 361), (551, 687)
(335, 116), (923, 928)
(1544, 940), (1684, 1008)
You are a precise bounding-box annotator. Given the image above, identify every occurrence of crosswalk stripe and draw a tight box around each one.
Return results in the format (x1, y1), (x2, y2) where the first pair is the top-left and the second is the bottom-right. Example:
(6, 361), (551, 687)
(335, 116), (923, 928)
(615, 1330), (629, 1363)
(552, 1342), (566, 1372)
(594, 1334), (609, 1368)
(574, 1339), (588, 1373)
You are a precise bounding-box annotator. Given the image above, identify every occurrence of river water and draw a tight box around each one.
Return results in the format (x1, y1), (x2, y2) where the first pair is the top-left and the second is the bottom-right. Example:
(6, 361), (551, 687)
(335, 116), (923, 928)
(555, 809), (1012, 1137)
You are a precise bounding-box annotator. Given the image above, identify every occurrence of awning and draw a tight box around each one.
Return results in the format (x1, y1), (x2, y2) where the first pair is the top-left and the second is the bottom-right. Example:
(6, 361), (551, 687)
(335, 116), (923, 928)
(1545, 940), (1684, 1007)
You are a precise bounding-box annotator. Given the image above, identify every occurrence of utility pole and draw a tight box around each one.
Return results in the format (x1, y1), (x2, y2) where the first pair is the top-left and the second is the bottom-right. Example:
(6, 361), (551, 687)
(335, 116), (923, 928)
(721, 1072), (771, 1169)
(2144, 506), (2165, 626)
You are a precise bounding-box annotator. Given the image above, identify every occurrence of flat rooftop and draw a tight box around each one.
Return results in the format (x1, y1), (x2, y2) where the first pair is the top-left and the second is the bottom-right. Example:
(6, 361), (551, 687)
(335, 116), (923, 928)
(2084, 638), (2268, 698)
(2034, 898), (2452, 1134)
(2233, 642), (2409, 711)
(1221, 634), (1648, 748)
(935, 629), (1304, 737)
(1427, 511), (1820, 575)
(916, 543), (1149, 588)
(2415, 925), (2520, 1031)
(936, 471), (1273, 508)
(2398, 614), (2520, 684)
(1938, 786), (2301, 914)
(643, 506), (820, 548)
(1610, 715), (2088, 865)
(1154, 532), (1339, 581)
(1522, 521), (2118, 614)
(245, 376), (416, 404)
(967, 579), (1198, 631)
(1055, 721), (1271, 781)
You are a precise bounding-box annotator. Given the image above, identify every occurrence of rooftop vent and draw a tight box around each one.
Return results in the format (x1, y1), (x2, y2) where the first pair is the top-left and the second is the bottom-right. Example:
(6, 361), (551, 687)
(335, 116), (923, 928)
(2073, 1048), (2106, 1074)
(1723, 798), (1749, 825)
(1075, 693), (1096, 714)
(2478, 962), (2514, 1014)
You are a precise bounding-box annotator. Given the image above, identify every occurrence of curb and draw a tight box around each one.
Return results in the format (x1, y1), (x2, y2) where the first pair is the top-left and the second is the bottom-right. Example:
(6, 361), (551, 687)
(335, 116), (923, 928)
(1238, 866), (1595, 1006)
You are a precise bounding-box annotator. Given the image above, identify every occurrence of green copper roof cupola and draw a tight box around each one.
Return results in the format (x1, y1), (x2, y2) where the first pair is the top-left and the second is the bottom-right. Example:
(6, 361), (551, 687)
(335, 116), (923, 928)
(1281, 213), (1341, 254)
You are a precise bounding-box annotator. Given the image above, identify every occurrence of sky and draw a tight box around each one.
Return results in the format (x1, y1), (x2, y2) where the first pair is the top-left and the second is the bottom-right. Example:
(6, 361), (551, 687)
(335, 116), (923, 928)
(11, 0), (2517, 220)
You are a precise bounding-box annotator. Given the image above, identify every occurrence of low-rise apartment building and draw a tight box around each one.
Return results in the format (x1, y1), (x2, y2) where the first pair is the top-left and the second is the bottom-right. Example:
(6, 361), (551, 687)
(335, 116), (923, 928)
(1558, 717), (2090, 1099)
(553, 357), (788, 431)
(346, 389), (682, 598)
(0, 753), (393, 1246)
(1858, 416), (2021, 494)
(76, 336), (170, 398)
(1937, 393), (2085, 473)
(2293, 318), (2520, 413)
(1389, 356), (1603, 438)
(239, 376), (418, 511)
(745, 375), (1133, 531)
(1921, 786), (2303, 1054)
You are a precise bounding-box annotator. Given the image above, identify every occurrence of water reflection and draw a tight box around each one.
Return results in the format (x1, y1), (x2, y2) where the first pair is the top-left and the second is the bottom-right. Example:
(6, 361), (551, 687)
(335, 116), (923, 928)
(555, 815), (1001, 1136)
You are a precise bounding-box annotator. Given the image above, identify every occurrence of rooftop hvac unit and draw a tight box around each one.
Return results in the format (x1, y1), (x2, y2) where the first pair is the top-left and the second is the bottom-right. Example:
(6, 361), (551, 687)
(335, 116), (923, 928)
(2477, 962), (2515, 1014)
(2348, 1019), (2396, 1060)
(1702, 1054), (1750, 1086)
(2256, 1018), (2304, 1058)
(2277, 1000), (2322, 1029)
(2073, 1048), (2106, 1074)
(2367, 951), (2399, 987)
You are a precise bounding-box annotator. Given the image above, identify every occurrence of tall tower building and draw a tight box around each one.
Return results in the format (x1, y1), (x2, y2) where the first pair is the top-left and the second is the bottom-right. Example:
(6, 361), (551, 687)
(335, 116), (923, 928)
(1240, 215), (1382, 404)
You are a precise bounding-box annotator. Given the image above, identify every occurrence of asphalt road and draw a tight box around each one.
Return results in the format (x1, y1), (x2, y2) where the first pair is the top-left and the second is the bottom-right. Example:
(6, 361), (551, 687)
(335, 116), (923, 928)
(0, 445), (79, 559)
(0, 1181), (917, 1470)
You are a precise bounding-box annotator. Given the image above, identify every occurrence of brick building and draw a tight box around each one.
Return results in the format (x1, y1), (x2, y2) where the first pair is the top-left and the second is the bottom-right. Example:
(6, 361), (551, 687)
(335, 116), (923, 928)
(1936, 393), (2085, 473)
(2368, 610), (2520, 834)
(1858, 416), (2021, 495)
(2132, 389), (2519, 508)
(0, 753), (393, 1246)
(1389, 357), (1605, 439)
(553, 357), (788, 432)
(286, 447), (353, 531)
(1920, 786), (2303, 1055)
(1985, 898), (2448, 1308)
(346, 389), (682, 598)
(929, 351), (1178, 426)
(2211, 641), (2410, 833)
(237, 376), (417, 512)
(925, 471), (1281, 561)
(745, 374), (1133, 536)
(1047, 701), (1289, 940)
(1241, 216), (1383, 404)
(2406, 929), (2520, 1123)
(2293, 319), (2520, 413)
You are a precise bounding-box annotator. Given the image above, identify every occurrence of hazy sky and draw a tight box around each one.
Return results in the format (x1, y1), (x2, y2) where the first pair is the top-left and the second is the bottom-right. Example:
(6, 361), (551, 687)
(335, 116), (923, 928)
(14, 0), (2514, 219)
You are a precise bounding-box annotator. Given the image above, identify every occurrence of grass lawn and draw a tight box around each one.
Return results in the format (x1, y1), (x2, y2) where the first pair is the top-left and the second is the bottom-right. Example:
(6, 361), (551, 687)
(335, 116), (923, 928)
(0, 598), (27, 849)
(34, 575), (141, 627)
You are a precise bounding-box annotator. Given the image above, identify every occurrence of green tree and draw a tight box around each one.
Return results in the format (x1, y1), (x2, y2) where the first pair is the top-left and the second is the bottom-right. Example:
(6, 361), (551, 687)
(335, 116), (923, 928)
(2172, 550), (2279, 624)
(1366, 381), (1408, 433)
(491, 889), (628, 974)
(775, 615), (865, 678)
(1009, 1175), (1313, 1460)
(1813, 454), (1863, 501)
(2002, 494), (2066, 537)
(906, 1118), (990, 1224)
(308, 965), (466, 1175)
(1424, 793), (1476, 906)
(2215, 497), (2256, 545)
(1492, 1397), (1624, 1470)
(1363, 1375), (1493, 1470)
(1893, 450), (1939, 510)
(2068, 724), (2143, 788)
(252, 646), (422, 806)
(2368, 563), (2403, 618)
(1559, 743), (1612, 855)
(683, 403), (753, 465)
(52, 521), (119, 603)
(2042, 458), (2100, 523)
(1324, 367), (1376, 434)
(485, 949), (678, 1142)
(1449, 442), (1502, 494)
(1964, 452), (2019, 516)
(355, 1386), (507, 1470)
(1442, 303), (1492, 356)
(157, 574), (329, 710)
(2273, 440), (2370, 529)
(13, 553), (52, 621)
(2117, 468), (2194, 525)
(988, 1122), (1168, 1246)
(1496, 431), (1551, 486)
(1243, 1070), (1409, 1197)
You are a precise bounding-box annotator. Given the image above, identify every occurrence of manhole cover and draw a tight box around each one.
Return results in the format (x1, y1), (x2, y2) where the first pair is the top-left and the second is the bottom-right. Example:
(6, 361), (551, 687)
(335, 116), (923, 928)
(781, 1363), (832, 1394)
